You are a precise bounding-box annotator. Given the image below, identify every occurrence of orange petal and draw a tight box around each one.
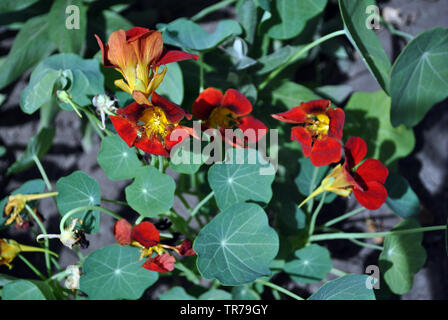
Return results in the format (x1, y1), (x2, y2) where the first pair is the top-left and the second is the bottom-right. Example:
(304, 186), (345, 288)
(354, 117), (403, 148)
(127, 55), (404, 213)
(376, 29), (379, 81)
(113, 219), (132, 245)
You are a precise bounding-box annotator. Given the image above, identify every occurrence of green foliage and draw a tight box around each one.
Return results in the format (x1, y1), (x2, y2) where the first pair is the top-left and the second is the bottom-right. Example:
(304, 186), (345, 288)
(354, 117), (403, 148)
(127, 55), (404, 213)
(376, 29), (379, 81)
(194, 202), (279, 285)
(199, 289), (232, 300)
(159, 287), (196, 300)
(385, 172), (420, 219)
(125, 166), (176, 217)
(309, 274), (376, 300)
(79, 245), (158, 300)
(56, 171), (101, 233)
(232, 285), (261, 300)
(157, 62), (184, 104)
(379, 219), (427, 295)
(2, 280), (47, 300)
(390, 28), (448, 127)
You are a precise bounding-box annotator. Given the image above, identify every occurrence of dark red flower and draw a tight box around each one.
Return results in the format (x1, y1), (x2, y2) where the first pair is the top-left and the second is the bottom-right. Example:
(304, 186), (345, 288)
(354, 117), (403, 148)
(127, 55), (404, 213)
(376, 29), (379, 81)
(271, 100), (345, 166)
(142, 252), (175, 272)
(177, 239), (196, 256)
(109, 92), (194, 157)
(192, 88), (268, 147)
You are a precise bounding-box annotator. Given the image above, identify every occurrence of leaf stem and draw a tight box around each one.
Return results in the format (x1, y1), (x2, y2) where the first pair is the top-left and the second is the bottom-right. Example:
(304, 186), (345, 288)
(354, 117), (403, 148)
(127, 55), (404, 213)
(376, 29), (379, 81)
(380, 17), (414, 40)
(32, 155), (52, 191)
(323, 207), (365, 227)
(309, 225), (447, 242)
(190, 191), (214, 217)
(258, 30), (346, 90)
(59, 206), (122, 233)
(191, 0), (237, 21)
(101, 198), (129, 207)
(308, 192), (326, 238)
(330, 267), (347, 277)
(255, 279), (304, 300)
(198, 53), (205, 93)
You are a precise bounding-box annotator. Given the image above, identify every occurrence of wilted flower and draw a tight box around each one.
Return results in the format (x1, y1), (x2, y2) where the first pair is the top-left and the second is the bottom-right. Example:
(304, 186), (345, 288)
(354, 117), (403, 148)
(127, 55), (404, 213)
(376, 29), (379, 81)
(0, 238), (57, 269)
(64, 265), (81, 291)
(92, 94), (117, 130)
(37, 218), (89, 249)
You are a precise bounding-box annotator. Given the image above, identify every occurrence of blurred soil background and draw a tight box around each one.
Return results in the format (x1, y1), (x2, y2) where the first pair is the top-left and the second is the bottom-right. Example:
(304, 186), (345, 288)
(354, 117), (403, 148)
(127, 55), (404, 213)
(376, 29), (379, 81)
(0, 0), (447, 299)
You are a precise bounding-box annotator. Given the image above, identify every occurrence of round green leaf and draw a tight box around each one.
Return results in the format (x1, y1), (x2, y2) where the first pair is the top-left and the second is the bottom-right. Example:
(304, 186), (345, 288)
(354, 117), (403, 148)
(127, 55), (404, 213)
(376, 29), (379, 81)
(208, 148), (275, 210)
(194, 202), (279, 285)
(80, 245), (158, 300)
(284, 244), (332, 284)
(97, 135), (142, 181)
(344, 91), (415, 166)
(267, 0), (327, 40)
(199, 289), (232, 300)
(309, 274), (376, 300)
(159, 286), (196, 300)
(162, 18), (242, 51)
(339, 0), (391, 93)
(232, 285), (261, 300)
(156, 62), (183, 104)
(272, 81), (320, 109)
(56, 171), (101, 233)
(390, 27), (448, 127)
(2, 280), (46, 300)
(379, 218), (427, 295)
(385, 172), (420, 219)
(125, 166), (175, 217)
(169, 136), (210, 175)
(7, 127), (55, 175)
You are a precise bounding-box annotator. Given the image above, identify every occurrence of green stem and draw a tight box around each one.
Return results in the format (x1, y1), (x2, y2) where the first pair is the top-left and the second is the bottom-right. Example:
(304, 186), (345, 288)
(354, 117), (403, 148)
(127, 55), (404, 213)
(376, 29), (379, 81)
(191, 0), (237, 21)
(307, 166), (320, 212)
(309, 225), (447, 242)
(380, 17), (414, 40)
(323, 207), (365, 227)
(255, 279), (304, 300)
(258, 30), (346, 91)
(25, 205), (51, 277)
(33, 155), (52, 191)
(348, 238), (383, 251)
(190, 191), (214, 217)
(308, 193), (326, 238)
(158, 155), (164, 172)
(135, 215), (144, 225)
(101, 198), (129, 207)
(59, 206), (122, 233)
(18, 254), (46, 281)
(330, 267), (347, 277)
(198, 53), (204, 93)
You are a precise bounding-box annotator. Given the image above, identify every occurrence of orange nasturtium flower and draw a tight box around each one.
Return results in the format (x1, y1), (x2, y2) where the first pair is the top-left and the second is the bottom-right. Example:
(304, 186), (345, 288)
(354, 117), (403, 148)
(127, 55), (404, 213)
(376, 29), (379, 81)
(272, 99), (345, 166)
(300, 136), (389, 210)
(95, 27), (198, 102)
(114, 219), (195, 273)
(110, 92), (194, 157)
(0, 239), (57, 269)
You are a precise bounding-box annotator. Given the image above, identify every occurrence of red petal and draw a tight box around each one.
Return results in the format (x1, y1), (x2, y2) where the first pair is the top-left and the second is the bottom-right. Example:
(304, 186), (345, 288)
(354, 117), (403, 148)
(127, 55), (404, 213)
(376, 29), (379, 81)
(271, 106), (307, 124)
(134, 137), (170, 157)
(156, 49), (199, 66)
(299, 99), (331, 115)
(116, 101), (145, 123)
(177, 239), (196, 256)
(151, 92), (191, 123)
(131, 222), (160, 248)
(164, 126), (193, 151)
(94, 34), (114, 68)
(327, 107), (345, 140)
(310, 137), (342, 166)
(221, 89), (252, 116)
(356, 159), (389, 184)
(113, 219), (132, 245)
(238, 116), (268, 144)
(110, 116), (137, 147)
(125, 27), (151, 42)
(193, 88), (223, 120)
(291, 126), (313, 157)
(344, 136), (367, 169)
(142, 253), (175, 272)
(353, 181), (388, 210)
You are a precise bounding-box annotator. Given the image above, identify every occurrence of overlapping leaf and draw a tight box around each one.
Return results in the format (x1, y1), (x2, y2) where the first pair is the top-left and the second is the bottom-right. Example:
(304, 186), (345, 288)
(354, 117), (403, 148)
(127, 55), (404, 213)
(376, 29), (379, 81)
(309, 274), (376, 300)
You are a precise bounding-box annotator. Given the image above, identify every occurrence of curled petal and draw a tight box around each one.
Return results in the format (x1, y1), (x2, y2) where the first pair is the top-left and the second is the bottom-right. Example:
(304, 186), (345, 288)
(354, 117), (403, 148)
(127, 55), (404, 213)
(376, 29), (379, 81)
(131, 222), (160, 249)
(113, 219), (132, 246)
(353, 181), (388, 210)
(291, 126), (313, 157)
(344, 136), (367, 169)
(356, 158), (389, 184)
(142, 253), (175, 272)
(117, 101), (146, 122)
(156, 49), (199, 66)
(132, 31), (164, 67)
(134, 137), (170, 157)
(177, 239), (196, 256)
(271, 106), (307, 124)
(310, 137), (342, 167)
(299, 99), (331, 115)
(238, 116), (268, 144)
(106, 29), (137, 73)
(152, 92), (192, 123)
(125, 27), (151, 42)
(110, 116), (137, 147)
(193, 88), (223, 120)
(132, 91), (152, 106)
(327, 107), (345, 140)
(94, 34), (114, 68)
(221, 89), (252, 116)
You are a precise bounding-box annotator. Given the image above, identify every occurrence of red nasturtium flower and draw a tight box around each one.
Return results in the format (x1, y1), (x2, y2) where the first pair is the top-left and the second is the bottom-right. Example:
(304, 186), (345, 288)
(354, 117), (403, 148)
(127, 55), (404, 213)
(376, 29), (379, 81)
(95, 27), (198, 102)
(301, 136), (388, 210)
(192, 88), (268, 147)
(114, 219), (195, 273)
(110, 92), (194, 157)
(271, 99), (345, 166)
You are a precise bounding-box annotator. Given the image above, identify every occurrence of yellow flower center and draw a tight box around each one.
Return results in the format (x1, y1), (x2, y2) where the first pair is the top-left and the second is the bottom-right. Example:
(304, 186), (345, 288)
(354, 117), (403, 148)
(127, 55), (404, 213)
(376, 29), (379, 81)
(207, 107), (240, 129)
(306, 113), (330, 138)
(138, 106), (170, 139)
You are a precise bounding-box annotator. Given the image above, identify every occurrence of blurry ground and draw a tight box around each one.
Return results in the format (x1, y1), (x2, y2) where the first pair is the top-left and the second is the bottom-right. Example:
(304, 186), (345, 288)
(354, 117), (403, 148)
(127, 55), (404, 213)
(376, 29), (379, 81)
(0, 0), (447, 299)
